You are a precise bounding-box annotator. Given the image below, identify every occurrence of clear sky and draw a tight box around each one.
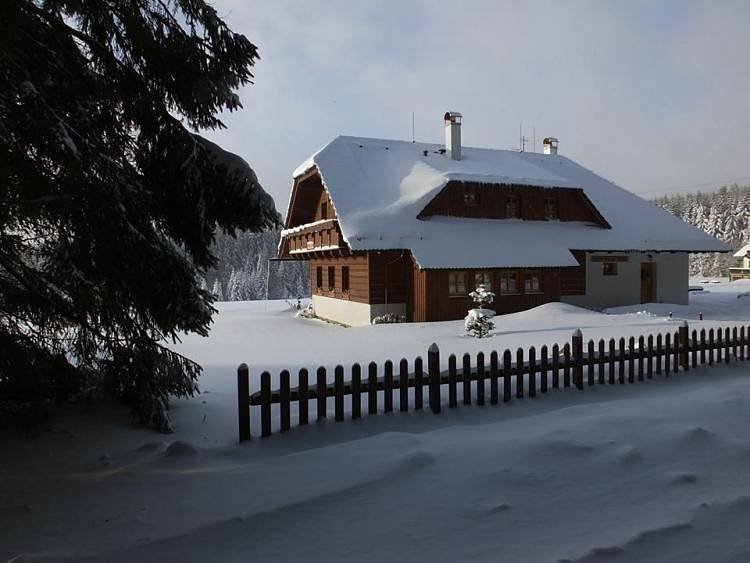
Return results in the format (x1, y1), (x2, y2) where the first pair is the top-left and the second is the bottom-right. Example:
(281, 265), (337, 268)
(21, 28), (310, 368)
(202, 0), (750, 215)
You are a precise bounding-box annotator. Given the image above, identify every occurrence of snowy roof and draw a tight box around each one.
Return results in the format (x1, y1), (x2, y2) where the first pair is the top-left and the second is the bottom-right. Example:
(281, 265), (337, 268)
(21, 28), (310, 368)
(734, 244), (750, 258)
(291, 136), (728, 268)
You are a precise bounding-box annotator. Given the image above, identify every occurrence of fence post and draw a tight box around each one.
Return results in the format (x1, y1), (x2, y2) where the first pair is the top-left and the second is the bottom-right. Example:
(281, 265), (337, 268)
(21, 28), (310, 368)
(384, 360), (394, 413)
(335, 366), (344, 421)
(628, 336), (635, 383)
(352, 363), (361, 419)
(280, 370), (291, 432)
(261, 371), (271, 437)
(399, 359), (409, 412)
(503, 350), (512, 401)
(463, 353), (472, 405)
(299, 368), (309, 425)
(679, 321), (689, 371)
(476, 351), (486, 405)
(368, 362), (378, 415)
(428, 343), (441, 414)
(572, 329), (583, 390)
(448, 354), (458, 408)
(237, 364), (250, 442)
(490, 351), (499, 404)
(414, 357), (424, 410)
(316, 367), (327, 419)
(552, 344), (560, 389)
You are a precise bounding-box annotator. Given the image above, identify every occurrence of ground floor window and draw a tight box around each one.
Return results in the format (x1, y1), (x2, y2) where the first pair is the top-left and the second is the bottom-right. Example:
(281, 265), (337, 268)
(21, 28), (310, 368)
(448, 271), (467, 296)
(603, 262), (618, 276)
(328, 266), (335, 290)
(524, 271), (542, 293)
(342, 266), (350, 292)
(474, 271), (492, 291)
(500, 271), (518, 294)
(316, 266), (323, 289)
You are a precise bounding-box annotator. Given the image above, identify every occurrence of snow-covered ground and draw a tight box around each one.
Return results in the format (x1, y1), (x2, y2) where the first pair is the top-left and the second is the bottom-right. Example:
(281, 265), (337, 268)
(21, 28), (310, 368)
(4, 280), (750, 562)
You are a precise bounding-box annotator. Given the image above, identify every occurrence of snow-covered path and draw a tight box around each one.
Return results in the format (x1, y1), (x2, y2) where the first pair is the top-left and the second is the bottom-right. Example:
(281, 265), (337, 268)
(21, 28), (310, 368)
(3, 280), (750, 562)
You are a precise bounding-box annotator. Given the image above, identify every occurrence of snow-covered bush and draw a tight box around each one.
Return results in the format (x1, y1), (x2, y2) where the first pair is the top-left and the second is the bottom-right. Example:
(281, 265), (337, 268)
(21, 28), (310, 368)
(465, 284), (496, 338)
(296, 303), (315, 319)
(285, 297), (303, 310)
(372, 313), (405, 324)
(469, 285), (496, 308)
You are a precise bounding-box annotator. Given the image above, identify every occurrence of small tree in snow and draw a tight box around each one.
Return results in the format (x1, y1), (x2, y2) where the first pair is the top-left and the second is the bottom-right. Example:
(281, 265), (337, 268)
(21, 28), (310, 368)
(465, 284), (496, 338)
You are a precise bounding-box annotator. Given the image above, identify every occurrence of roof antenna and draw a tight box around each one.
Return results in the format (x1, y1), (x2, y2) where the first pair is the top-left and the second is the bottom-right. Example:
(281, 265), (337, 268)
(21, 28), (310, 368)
(411, 112), (415, 143)
(519, 123), (530, 152)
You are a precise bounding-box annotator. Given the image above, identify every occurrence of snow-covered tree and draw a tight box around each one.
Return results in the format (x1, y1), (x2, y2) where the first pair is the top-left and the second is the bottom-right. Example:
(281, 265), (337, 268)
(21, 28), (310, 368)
(204, 229), (309, 301)
(654, 184), (750, 277)
(211, 279), (224, 302)
(0, 1), (280, 430)
(465, 284), (496, 338)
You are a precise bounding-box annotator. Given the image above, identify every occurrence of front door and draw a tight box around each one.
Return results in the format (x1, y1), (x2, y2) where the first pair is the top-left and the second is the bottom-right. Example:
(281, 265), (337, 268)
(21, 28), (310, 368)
(640, 262), (655, 303)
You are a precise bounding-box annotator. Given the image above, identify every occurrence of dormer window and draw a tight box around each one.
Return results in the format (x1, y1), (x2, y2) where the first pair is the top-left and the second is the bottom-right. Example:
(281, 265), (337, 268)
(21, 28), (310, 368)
(463, 192), (480, 206)
(506, 195), (519, 218)
(544, 196), (557, 220)
(321, 202), (328, 220)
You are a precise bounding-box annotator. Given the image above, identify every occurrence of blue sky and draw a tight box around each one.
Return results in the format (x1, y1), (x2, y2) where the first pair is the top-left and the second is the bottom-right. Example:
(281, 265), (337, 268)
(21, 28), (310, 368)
(202, 0), (750, 213)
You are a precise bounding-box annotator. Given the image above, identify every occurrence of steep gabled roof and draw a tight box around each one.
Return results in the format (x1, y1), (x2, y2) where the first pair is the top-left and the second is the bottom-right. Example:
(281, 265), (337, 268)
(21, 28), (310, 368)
(290, 136), (728, 269)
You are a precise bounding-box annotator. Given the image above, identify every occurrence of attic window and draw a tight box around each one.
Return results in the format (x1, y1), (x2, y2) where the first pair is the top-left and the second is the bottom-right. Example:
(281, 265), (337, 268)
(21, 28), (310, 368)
(321, 202), (328, 220)
(544, 196), (557, 220)
(463, 192), (480, 206)
(506, 195), (520, 218)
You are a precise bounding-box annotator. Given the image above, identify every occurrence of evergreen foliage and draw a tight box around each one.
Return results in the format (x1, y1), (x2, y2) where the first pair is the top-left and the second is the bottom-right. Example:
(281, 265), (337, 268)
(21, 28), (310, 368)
(654, 185), (750, 276)
(0, 1), (279, 429)
(465, 285), (496, 339)
(202, 229), (308, 302)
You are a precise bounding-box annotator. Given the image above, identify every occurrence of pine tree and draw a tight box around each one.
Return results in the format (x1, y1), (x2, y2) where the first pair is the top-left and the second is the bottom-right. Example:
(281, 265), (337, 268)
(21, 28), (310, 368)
(0, 1), (279, 429)
(211, 279), (224, 302)
(465, 284), (496, 338)
(655, 185), (750, 277)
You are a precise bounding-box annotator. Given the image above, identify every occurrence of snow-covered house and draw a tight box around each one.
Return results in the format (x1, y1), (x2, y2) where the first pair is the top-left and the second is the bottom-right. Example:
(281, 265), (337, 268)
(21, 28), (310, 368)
(278, 112), (727, 326)
(730, 244), (750, 281)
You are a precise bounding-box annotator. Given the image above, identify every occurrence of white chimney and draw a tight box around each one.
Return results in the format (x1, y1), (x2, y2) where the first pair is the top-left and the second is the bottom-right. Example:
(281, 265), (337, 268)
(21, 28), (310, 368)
(543, 137), (559, 155)
(444, 111), (462, 160)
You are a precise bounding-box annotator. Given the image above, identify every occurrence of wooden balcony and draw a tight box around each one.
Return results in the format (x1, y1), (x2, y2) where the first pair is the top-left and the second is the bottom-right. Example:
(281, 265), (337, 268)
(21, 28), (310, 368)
(279, 219), (348, 258)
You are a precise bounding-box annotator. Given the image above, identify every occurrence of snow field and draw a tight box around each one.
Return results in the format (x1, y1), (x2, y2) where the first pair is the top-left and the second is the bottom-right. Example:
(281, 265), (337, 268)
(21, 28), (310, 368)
(4, 280), (750, 561)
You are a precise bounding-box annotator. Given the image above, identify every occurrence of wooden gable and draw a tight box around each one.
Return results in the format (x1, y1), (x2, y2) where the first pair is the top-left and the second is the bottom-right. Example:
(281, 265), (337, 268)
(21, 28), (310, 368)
(285, 170), (337, 229)
(279, 169), (348, 259)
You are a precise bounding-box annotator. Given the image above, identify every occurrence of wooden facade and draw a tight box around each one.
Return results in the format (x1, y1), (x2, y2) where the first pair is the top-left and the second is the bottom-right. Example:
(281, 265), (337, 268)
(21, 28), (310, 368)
(417, 181), (609, 227)
(309, 251), (409, 306)
(407, 261), (586, 322)
(280, 170), (598, 323)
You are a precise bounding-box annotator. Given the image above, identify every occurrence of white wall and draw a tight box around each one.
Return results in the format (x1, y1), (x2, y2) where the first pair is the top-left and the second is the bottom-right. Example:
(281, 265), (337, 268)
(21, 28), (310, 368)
(311, 295), (406, 327)
(562, 252), (688, 310)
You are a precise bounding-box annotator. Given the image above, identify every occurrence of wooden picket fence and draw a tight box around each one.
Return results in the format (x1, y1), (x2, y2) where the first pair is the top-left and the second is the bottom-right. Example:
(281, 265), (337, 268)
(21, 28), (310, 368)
(237, 323), (748, 441)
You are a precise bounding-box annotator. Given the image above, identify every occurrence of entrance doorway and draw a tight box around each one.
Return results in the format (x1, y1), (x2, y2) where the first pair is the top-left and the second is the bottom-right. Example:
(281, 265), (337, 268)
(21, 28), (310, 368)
(640, 262), (656, 303)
